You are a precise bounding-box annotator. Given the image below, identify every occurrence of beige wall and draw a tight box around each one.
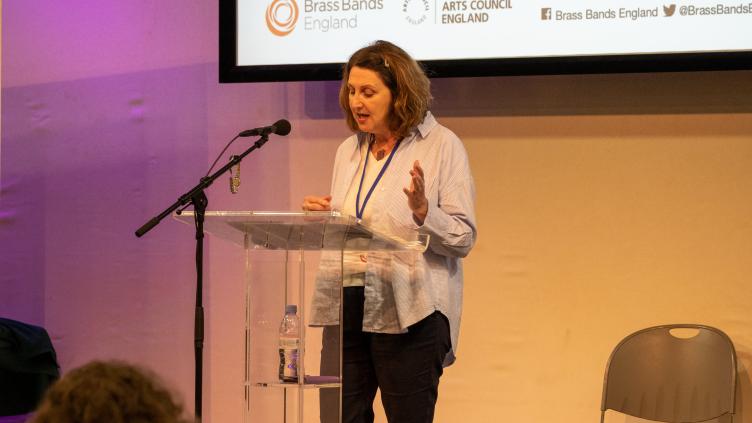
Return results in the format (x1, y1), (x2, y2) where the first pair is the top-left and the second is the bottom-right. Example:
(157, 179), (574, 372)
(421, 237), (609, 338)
(444, 113), (751, 422)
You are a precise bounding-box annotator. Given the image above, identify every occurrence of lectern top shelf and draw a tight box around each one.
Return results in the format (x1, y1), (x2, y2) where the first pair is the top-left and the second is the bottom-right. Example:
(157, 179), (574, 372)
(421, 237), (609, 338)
(173, 210), (429, 252)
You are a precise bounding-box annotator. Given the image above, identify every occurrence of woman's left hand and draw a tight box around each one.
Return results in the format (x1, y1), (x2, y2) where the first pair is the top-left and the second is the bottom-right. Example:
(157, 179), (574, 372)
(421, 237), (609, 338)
(403, 160), (428, 225)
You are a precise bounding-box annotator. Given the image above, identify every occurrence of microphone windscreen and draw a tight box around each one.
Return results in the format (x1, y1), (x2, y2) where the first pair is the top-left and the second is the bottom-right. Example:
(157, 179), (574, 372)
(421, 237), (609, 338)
(273, 119), (292, 136)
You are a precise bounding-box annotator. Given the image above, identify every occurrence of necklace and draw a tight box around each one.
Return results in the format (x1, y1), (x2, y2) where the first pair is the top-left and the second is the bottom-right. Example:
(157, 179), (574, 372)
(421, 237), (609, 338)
(371, 136), (397, 161)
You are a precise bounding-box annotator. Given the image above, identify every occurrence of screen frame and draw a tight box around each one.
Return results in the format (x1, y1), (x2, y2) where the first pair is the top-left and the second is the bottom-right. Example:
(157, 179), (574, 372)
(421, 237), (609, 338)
(219, 0), (752, 83)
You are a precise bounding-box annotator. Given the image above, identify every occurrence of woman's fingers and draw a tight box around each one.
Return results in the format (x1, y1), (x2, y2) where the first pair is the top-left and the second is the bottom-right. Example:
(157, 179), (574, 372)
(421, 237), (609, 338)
(302, 195), (332, 211)
(409, 161), (424, 194)
(412, 160), (424, 178)
(404, 160), (428, 217)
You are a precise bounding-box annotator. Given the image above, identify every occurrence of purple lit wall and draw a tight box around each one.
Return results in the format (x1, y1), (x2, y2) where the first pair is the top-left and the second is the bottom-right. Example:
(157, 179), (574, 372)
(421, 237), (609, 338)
(1, 2), (306, 420)
(3, 2), (752, 423)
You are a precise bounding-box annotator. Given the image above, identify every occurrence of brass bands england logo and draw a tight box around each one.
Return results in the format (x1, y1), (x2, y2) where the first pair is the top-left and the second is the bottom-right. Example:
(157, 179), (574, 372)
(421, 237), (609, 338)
(266, 0), (300, 36)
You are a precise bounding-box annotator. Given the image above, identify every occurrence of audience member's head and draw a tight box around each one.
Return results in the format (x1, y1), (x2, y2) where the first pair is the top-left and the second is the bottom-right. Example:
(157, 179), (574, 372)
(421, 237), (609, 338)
(30, 360), (190, 423)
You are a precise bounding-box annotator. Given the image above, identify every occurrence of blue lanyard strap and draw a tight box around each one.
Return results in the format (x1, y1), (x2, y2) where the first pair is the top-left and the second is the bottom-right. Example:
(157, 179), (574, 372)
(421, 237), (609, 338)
(355, 137), (403, 219)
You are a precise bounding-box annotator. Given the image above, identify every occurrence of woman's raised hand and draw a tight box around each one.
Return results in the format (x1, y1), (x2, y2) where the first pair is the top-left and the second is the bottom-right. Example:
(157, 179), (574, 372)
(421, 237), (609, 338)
(403, 160), (428, 225)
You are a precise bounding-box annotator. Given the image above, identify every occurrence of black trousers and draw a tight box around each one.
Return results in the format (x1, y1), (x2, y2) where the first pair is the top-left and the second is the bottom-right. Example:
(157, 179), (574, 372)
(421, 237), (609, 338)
(320, 287), (451, 423)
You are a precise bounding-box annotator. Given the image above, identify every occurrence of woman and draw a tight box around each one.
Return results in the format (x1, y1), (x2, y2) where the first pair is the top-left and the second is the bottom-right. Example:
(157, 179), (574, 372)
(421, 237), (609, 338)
(304, 40), (476, 423)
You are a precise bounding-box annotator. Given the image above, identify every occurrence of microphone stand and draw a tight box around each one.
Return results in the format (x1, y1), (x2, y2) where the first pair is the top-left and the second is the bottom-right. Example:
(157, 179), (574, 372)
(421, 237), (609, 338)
(135, 134), (271, 422)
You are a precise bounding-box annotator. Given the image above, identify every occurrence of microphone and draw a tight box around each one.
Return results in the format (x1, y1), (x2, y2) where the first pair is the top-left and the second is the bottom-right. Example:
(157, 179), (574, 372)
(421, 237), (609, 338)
(238, 119), (292, 137)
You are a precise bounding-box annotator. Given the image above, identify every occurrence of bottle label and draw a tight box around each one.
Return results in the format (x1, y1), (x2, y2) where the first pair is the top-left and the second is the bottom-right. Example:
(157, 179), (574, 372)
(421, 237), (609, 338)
(279, 346), (299, 381)
(279, 338), (299, 349)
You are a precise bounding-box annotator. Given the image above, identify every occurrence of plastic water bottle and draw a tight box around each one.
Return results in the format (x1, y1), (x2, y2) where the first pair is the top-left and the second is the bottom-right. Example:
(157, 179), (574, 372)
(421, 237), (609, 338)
(278, 304), (300, 382)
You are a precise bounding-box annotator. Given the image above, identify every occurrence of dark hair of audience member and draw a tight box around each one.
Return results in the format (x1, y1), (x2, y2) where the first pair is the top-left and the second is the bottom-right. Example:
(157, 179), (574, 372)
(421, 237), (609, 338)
(31, 360), (191, 423)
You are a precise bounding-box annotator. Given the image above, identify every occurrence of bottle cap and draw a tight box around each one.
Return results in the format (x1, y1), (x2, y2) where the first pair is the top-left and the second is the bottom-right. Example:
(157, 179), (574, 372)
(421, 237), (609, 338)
(285, 304), (297, 314)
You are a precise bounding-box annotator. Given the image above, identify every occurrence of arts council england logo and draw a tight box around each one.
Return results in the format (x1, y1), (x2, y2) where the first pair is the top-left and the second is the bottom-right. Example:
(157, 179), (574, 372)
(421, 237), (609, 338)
(266, 0), (300, 36)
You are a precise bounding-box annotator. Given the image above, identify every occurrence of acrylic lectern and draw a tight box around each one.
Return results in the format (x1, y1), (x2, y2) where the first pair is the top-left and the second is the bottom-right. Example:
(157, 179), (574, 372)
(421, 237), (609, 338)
(174, 211), (428, 423)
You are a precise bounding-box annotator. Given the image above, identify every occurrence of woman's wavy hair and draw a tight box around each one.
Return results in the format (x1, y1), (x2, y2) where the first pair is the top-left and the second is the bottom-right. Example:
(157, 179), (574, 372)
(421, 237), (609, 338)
(339, 40), (432, 138)
(31, 360), (190, 423)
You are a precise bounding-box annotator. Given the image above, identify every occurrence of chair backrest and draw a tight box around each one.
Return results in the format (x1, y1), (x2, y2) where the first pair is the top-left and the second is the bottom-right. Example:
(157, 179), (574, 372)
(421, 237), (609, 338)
(600, 324), (736, 423)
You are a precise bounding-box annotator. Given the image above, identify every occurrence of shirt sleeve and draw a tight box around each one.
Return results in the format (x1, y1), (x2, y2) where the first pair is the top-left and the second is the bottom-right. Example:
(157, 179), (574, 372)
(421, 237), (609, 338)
(417, 132), (477, 258)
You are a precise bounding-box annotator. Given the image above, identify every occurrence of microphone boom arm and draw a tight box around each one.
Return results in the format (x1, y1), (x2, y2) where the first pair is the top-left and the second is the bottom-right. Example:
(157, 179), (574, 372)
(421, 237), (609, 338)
(134, 134), (270, 237)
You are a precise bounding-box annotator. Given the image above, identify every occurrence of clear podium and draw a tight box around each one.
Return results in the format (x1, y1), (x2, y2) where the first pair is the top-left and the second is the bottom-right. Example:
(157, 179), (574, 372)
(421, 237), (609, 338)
(174, 211), (429, 423)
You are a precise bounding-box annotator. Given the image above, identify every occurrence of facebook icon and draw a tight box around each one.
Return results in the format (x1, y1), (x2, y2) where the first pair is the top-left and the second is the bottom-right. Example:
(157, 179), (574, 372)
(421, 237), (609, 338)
(541, 7), (552, 20)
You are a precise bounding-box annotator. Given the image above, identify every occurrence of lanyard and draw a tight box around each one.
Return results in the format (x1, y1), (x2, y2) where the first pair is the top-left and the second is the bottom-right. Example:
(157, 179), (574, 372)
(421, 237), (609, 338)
(355, 137), (403, 219)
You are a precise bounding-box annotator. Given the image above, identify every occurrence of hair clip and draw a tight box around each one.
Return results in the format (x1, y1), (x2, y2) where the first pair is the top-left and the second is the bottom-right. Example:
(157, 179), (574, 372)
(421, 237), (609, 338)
(384, 58), (390, 68)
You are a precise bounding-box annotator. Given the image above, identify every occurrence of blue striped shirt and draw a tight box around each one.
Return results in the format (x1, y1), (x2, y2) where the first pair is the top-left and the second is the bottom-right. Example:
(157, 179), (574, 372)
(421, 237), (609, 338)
(309, 112), (477, 366)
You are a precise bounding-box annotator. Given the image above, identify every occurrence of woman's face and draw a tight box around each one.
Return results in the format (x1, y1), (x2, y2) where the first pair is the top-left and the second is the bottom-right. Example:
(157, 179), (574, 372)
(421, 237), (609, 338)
(347, 66), (393, 138)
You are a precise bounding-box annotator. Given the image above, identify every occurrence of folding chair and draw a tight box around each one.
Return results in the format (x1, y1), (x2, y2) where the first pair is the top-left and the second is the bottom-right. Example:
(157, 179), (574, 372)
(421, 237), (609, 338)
(601, 324), (736, 423)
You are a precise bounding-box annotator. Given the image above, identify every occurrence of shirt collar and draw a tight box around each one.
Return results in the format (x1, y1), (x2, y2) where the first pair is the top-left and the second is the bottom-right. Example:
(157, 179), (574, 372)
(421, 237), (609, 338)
(415, 111), (437, 139)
